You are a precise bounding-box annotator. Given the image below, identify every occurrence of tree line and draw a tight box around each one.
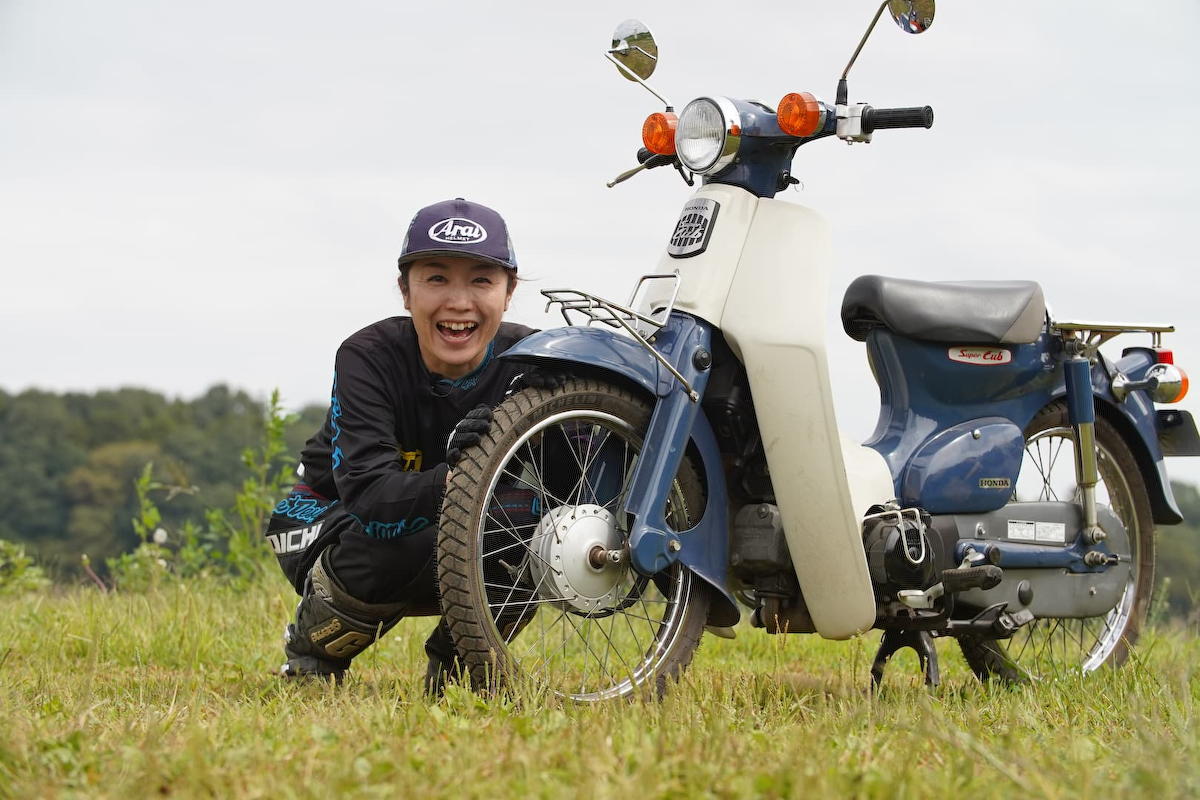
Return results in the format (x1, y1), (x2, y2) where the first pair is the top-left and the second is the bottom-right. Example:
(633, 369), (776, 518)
(0, 384), (1197, 621)
(0, 385), (324, 575)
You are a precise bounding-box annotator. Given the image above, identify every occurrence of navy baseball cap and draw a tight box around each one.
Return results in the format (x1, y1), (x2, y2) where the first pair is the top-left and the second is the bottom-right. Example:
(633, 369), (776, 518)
(397, 197), (517, 272)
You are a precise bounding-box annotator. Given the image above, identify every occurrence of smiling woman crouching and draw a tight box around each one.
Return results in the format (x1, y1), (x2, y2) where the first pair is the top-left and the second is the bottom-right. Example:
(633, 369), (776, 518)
(264, 198), (536, 693)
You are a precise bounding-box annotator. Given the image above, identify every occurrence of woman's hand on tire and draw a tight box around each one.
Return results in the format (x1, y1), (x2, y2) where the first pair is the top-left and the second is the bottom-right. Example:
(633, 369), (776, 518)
(446, 405), (494, 466)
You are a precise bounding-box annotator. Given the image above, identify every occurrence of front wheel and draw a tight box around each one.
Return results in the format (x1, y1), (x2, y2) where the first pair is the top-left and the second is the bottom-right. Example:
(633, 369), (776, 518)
(958, 402), (1156, 682)
(437, 378), (711, 701)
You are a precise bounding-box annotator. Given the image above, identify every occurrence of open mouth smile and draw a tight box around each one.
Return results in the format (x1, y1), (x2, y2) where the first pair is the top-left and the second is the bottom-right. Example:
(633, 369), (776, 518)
(436, 321), (478, 342)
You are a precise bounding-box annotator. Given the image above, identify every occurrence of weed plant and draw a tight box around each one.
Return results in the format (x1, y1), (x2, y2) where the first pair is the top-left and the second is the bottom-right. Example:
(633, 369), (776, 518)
(99, 389), (293, 592)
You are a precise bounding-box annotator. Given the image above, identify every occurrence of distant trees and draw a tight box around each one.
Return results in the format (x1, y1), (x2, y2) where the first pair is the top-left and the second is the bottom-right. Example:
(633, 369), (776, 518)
(0, 385), (325, 576)
(1, 384), (1198, 623)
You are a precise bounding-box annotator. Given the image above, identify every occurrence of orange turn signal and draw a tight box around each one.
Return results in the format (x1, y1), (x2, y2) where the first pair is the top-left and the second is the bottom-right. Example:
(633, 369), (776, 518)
(642, 112), (678, 155)
(777, 91), (824, 138)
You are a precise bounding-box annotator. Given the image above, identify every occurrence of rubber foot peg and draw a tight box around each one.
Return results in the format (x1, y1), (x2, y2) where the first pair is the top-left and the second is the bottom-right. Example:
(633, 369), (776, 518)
(941, 564), (1003, 593)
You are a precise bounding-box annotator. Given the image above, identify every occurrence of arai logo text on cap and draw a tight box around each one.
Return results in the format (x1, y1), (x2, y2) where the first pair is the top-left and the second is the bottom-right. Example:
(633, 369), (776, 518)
(429, 217), (488, 244)
(948, 346), (1013, 366)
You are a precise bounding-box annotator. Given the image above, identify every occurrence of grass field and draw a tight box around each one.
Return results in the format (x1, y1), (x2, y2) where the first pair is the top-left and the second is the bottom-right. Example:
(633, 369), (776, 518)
(2, 577), (1197, 798)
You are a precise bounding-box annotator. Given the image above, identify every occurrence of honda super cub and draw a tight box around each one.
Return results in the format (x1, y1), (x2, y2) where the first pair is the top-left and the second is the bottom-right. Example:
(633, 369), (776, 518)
(436, 1), (1199, 700)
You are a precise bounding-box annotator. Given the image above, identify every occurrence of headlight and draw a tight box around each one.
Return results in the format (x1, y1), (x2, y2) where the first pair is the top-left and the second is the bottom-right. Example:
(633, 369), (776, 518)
(676, 96), (740, 174)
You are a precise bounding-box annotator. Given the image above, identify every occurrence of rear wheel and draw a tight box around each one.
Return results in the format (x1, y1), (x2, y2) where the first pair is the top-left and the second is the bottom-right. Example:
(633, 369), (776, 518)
(437, 378), (711, 701)
(959, 402), (1155, 682)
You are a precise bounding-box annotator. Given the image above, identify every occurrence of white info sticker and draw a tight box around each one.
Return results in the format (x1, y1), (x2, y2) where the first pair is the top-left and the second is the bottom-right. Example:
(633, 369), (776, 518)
(1007, 520), (1036, 541)
(1035, 522), (1067, 543)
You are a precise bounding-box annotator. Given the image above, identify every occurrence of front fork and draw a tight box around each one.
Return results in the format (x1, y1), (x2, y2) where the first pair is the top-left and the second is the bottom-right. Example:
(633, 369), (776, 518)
(624, 315), (715, 575)
(1062, 349), (1106, 546)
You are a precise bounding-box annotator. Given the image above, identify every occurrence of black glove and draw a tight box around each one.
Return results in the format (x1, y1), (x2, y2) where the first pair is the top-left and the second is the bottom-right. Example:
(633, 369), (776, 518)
(507, 367), (570, 394)
(445, 405), (494, 466)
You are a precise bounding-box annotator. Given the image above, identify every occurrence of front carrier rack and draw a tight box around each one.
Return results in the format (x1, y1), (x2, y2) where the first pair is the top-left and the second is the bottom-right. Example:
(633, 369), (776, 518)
(541, 272), (681, 336)
(540, 272), (702, 401)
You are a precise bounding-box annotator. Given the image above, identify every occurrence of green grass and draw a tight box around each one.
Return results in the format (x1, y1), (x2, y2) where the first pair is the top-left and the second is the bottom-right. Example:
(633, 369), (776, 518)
(2, 577), (1198, 798)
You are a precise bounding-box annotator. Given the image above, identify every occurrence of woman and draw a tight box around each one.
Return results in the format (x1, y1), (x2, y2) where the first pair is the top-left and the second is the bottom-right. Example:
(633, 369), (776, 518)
(265, 198), (537, 691)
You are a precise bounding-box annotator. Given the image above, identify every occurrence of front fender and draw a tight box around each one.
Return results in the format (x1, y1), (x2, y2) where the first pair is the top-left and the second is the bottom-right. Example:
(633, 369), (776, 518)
(499, 323), (740, 625)
(499, 326), (676, 397)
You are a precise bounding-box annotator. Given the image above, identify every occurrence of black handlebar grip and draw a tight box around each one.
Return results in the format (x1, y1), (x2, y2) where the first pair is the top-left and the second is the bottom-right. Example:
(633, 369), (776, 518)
(861, 105), (934, 134)
(637, 147), (674, 169)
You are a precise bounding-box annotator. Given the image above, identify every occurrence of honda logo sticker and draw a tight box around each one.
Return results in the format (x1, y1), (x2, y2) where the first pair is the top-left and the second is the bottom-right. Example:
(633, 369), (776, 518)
(667, 198), (719, 258)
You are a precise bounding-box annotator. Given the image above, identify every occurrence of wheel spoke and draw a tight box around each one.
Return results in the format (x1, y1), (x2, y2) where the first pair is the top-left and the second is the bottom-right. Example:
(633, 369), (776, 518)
(501, 463), (568, 509)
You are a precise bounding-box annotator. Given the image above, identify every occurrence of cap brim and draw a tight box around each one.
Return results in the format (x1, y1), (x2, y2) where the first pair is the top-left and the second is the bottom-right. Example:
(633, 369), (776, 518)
(397, 249), (515, 271)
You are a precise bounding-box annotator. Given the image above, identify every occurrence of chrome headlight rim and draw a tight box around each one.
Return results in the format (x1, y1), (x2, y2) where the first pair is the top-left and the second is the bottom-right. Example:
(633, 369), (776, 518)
(676, 96), (741, 175)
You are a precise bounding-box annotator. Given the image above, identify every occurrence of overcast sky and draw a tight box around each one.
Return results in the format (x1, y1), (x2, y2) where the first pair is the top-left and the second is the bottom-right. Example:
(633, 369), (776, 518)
(3, 0), (1199, 483)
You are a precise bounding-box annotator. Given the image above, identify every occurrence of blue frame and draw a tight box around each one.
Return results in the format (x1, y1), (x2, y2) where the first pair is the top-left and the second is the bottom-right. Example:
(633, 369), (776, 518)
(864, 329), (1182, 521)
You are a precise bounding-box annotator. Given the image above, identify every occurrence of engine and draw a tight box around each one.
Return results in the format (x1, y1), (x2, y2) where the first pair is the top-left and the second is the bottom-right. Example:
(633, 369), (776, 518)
(862, 508), (939, 595)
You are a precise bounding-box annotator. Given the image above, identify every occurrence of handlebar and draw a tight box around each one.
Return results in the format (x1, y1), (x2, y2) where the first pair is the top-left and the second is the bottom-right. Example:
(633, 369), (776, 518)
(861, 105), (934, 134)
(637, 147), (675, 169)
(607, 148), (677, 188)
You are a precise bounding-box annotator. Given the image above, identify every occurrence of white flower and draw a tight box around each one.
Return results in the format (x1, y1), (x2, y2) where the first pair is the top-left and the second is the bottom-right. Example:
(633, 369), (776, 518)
(152, 528), (168, 545)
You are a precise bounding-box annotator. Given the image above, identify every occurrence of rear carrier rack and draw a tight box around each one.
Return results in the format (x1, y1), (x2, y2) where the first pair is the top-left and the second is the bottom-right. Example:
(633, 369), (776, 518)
(1052, 320), (1175, 353)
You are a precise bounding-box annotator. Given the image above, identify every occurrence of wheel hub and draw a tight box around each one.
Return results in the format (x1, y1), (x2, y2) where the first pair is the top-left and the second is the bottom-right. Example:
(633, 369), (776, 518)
(530, 504), (624, 613)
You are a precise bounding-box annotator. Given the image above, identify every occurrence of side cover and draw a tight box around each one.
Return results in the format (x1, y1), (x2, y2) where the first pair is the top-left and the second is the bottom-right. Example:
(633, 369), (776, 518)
(658, 185), (882, 639)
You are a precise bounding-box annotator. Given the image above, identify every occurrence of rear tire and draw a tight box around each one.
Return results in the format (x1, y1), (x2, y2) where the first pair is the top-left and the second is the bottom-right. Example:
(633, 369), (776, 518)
(959, 402), (1155, 682)
(437, 378), (711, 701)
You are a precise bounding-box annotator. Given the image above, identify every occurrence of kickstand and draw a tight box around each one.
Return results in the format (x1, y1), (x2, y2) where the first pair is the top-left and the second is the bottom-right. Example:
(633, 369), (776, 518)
(870, 629), (940, 689)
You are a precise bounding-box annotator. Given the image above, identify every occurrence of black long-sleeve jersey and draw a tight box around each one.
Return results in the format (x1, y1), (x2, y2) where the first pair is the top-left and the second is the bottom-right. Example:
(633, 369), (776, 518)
(297, 317), (537, 539)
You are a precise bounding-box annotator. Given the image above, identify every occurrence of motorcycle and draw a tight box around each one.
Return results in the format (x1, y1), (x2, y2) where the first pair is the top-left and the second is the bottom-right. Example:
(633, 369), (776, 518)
(436, 0), (1199, 700)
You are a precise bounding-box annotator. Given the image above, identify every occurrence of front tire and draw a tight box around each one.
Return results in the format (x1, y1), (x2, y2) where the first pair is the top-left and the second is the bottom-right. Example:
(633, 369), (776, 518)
(437, 378), (711, 701)
(959, 402), (1156, 682)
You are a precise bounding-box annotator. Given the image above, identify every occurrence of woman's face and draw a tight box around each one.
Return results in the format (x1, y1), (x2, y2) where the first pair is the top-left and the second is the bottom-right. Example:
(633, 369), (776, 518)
(403, 257), (514, 379)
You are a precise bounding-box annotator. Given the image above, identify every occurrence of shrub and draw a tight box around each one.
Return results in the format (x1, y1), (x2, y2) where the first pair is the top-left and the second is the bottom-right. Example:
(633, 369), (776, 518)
(0, 538), (50, 594)
(106, 390), (296, 591)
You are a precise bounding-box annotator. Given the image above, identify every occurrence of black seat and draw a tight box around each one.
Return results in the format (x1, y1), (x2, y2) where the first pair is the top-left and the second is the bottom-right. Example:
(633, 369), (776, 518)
(841, 275), (1046, 344)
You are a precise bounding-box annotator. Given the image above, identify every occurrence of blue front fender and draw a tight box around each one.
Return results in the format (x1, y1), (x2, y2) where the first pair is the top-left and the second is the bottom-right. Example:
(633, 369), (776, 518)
(500, 326), (677, 397)
(499, 323), (739, 625)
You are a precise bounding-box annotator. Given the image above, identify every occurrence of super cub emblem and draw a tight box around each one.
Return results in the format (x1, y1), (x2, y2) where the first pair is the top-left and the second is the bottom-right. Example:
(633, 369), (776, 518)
(667, 198), (720, 258)
(429, 217), (487, 244)
(949, 346), (1012, 366)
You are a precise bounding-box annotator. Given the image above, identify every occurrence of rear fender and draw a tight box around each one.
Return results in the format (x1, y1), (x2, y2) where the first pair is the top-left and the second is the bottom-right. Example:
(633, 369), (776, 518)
(1096, 349), (1184, 525)
(499, 323), (739, 624)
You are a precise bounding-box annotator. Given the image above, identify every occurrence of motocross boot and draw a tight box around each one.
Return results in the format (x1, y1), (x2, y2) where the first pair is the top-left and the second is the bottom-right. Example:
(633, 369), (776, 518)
(422, 619), (463, 697)
(280, 548), (406, 683)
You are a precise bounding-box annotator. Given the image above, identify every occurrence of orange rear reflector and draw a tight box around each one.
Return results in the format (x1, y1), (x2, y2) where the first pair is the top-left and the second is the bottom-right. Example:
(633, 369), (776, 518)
(777, 91), (823, 138)
(642, 112), (678, 155)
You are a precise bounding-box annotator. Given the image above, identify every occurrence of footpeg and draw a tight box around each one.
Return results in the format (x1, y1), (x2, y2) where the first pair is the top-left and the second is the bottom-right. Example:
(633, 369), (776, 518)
(992, 607), (1034, 637)
(941, 564), (1003, 593)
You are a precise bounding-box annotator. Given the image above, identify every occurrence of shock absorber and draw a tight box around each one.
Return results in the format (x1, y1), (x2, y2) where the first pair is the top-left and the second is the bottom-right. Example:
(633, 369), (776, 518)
(1062, 337), (1105, 545)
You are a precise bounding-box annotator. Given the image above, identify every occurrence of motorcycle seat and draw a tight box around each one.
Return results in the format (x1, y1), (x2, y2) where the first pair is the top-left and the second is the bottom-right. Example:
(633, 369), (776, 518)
(840, 274), (1046, 344)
